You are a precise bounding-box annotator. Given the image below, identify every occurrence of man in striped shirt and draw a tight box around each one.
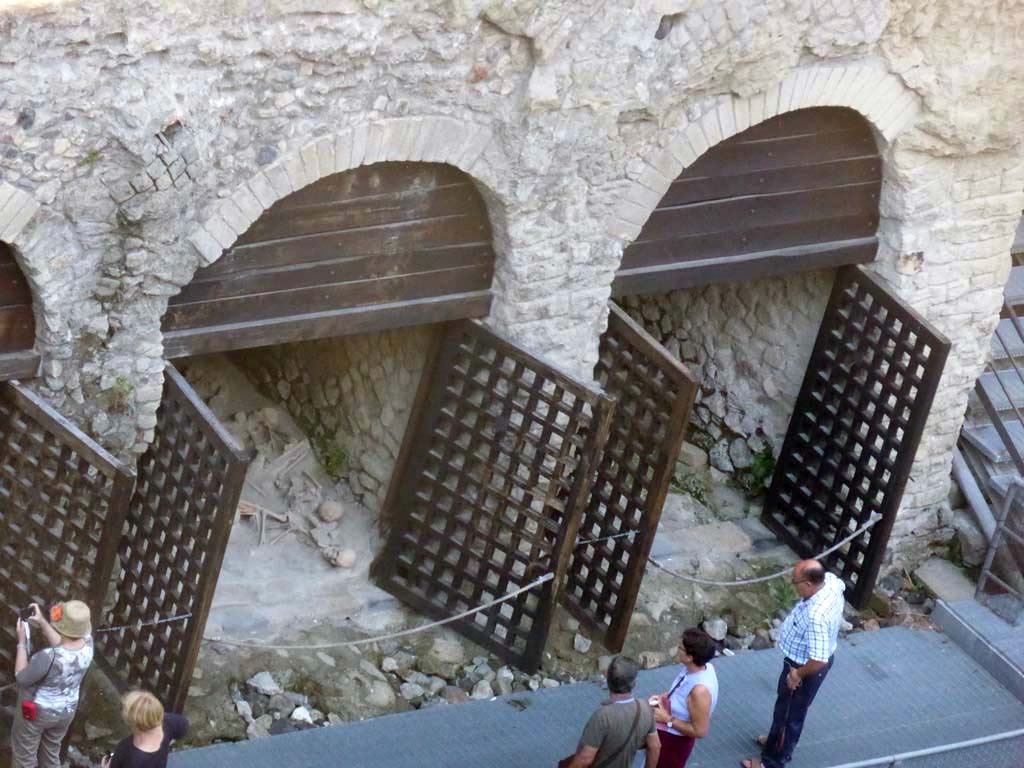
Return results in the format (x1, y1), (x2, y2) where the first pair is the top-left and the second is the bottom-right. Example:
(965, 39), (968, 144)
(743, 559), (845, 768)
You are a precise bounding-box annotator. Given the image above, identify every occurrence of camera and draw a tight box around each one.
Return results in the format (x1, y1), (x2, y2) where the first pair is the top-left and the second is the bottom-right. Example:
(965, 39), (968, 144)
(19, 606), (35, 621)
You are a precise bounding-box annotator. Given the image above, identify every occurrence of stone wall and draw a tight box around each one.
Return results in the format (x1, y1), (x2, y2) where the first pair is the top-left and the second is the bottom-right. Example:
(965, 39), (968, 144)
(0, 1), (1022, 568)
(620, 269), (835, 480)
(231, 326), (432, 516)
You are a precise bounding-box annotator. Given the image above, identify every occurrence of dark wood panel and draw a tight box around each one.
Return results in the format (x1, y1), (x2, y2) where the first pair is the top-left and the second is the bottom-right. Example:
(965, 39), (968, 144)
(636, 183), (879, 243)
(622, 214), (878, 270)
(237, 183), (486, 246)
(166, 162), (496, 349)
(166, 264), (492, 330)
(687, 128), (876, 178)
(0, 262), (32, 307)
(173, 244), (493, 304)
(0, 243), (35, 368)
(616, 107), (881, 294)
(728, 107), (871, 143)
(194, 215), (489, 281)
(0, 350), (40, 380)
(163, 292), (492, 358)
(614, 238), (876, 296)
(0, 305), (34, 350)
(272, 162), (473, 212)
(661, 157), (881, 207)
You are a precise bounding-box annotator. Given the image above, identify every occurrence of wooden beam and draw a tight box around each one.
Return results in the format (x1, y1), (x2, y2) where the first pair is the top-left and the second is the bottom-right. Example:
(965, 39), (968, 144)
(163, 291), (493, 358)
(612, 238), (878, 297)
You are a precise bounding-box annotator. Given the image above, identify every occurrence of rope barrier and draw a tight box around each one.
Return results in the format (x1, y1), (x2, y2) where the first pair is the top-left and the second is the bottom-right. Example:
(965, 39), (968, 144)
(648, 515), (882, 587)
(201, 573), (555, 651)
(94, 612), (193, 634)
(201, 515), (880, 649)
(5, 515), (879, 655)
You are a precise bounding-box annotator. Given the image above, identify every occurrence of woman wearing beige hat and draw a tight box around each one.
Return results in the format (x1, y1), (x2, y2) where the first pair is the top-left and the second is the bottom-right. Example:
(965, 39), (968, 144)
(12, 600), (94, 768)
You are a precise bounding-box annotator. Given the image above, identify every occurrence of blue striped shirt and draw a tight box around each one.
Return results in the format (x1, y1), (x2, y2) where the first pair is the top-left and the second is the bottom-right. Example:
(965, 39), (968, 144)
(778, 572), (845, 664)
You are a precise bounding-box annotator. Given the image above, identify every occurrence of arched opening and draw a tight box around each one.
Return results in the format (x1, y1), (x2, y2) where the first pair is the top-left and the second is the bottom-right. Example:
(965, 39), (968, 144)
(607, 107), (946, 615)
(0, 240), (39, 379)
(96, 160), (563, 709)
(614, 106), (882, 295)
(163, 161), (496, 357)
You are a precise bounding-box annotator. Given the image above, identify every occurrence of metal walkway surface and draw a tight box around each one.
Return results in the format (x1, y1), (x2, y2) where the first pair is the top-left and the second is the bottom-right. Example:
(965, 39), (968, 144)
(170, 627), (1024, 768)
(935, 597), (1024, 704)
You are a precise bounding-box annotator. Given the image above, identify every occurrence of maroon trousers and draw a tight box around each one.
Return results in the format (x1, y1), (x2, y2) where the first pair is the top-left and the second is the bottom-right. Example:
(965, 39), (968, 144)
(656, 729), (696, 768)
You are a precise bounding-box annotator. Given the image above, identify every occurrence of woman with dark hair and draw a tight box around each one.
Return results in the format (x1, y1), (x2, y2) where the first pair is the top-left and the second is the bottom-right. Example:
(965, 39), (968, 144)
(650, 627), (719, 768)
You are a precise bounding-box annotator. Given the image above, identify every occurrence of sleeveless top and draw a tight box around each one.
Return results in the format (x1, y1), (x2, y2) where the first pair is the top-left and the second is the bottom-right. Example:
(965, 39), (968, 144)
(666, 663), (719, 737)
(30, 637), (94, 714)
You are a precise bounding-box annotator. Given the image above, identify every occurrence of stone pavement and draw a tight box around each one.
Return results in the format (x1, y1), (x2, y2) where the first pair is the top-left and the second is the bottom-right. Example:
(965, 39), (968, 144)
(170, 627), (1024, 768)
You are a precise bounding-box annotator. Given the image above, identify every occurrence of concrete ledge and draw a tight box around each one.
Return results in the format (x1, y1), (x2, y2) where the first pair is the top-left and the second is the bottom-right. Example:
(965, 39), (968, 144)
(934, 599), (1024, 704)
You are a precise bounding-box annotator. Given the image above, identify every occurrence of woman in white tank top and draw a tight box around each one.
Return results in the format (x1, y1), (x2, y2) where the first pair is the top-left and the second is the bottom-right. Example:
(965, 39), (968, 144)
(650, 628), (719, 768)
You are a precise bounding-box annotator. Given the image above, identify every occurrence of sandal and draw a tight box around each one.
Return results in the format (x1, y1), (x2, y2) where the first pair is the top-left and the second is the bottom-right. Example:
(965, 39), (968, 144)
(741, 759), (763, 768)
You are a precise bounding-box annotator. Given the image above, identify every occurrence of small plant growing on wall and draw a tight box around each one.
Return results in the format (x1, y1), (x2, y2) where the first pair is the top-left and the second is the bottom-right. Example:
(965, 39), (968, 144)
(735, 447), (776, 498)
(319, 440), (349, 481)
(106, 376), (135, 414)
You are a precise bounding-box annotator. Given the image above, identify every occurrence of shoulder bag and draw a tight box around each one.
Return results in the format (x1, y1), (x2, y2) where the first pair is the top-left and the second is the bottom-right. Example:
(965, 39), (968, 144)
(558, 700), (644, 768)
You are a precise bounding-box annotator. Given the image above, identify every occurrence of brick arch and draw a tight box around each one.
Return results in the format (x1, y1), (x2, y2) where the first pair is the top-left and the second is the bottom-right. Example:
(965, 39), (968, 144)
(610, 62), (920, 242)
(187, 116), (505, 268)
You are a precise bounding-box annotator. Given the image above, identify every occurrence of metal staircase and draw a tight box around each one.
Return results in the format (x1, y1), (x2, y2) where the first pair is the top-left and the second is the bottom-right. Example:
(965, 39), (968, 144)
(958, 217), (1024, 614)
(961, 241), (1024, 507)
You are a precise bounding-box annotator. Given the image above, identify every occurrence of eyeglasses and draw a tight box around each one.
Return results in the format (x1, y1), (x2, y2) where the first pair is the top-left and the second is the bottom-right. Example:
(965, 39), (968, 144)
(791, 579), (809, 586)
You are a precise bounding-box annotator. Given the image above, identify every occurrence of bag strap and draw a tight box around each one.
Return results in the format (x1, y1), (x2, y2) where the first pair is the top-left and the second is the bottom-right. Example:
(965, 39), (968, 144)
(593, 700), (644, 768)
(667, 673), (686, 699)
(21, 648), (56, 699)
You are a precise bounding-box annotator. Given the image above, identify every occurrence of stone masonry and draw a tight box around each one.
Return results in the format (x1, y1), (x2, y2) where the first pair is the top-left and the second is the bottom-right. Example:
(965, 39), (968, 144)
(0, 1), (1022, 565)
(231, 327), (431, 516)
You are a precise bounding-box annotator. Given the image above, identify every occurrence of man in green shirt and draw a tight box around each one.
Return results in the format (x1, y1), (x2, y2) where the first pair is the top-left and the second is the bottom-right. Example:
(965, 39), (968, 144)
(565, 656), (660, 768)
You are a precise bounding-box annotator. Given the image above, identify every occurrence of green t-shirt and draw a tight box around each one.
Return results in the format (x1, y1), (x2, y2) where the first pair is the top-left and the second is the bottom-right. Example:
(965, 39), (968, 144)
(579, 699), (656, 768)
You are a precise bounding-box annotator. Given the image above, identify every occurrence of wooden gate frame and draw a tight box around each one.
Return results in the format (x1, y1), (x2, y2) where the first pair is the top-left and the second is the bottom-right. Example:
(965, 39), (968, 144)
(97, 365), (252, 712)
(372, 320), (615, 671)
(762, 266), (950, 607)
(563, 304), (697, 651)
(0, 383), (134, 692)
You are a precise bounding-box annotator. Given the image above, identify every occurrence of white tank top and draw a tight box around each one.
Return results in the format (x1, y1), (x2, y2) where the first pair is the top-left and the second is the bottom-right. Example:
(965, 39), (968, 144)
(666, 663), (719, 736)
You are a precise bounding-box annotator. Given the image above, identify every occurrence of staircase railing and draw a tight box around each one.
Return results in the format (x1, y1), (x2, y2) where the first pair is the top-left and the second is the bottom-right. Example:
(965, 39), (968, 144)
(973, 293), (1024, 613)
(976, 478), (1024, 611)
(975, 298), (1024, 475)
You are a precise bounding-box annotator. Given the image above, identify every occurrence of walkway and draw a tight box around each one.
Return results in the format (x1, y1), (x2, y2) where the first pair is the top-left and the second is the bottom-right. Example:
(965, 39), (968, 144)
(171, 626), (1024, 768)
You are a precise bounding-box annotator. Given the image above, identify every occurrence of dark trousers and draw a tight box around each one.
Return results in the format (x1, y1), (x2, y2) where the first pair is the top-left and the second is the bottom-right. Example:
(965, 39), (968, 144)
(761, 656), (834, 768)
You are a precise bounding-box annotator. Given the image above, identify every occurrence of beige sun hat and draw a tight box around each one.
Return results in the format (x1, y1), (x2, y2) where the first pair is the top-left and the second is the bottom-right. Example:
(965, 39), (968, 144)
(50, 600), (92, 639)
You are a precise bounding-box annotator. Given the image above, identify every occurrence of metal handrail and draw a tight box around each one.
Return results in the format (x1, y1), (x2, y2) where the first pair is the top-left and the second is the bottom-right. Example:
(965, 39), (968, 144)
(969, 295), (1024, 602)
(976, 478), (1024, 602)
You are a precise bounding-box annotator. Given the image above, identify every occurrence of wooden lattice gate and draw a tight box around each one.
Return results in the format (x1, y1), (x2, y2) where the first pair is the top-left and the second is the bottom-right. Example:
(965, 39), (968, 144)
(371, 321), (615, 671)
(563, 304), (697, 651)
(762, 266), (950, 608)
(0, 383), (135, 695)
(97, 365), (252, 712)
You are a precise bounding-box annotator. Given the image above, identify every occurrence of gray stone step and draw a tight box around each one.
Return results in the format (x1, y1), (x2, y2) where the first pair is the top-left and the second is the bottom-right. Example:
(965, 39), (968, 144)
(988, 473), (1014, 500)
(962, 422), (1024, 463)
(1006, 265), (1024, 311)
(971, 370), (1024, 416)
(991, 319), (1024, 360)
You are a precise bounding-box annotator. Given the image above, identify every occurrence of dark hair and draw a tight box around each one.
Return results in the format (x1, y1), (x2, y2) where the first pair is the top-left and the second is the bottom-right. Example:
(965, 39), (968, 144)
(682, 628), (717, 666)
(606, 655), (640, 694)
(803, 563), (826, 585)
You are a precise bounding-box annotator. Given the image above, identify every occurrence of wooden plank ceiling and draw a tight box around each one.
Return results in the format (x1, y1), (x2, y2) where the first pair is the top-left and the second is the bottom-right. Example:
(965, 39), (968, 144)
(163, 162), (496, 358)
(0, 241), (38, 380)
(613, 107), (882, 296)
